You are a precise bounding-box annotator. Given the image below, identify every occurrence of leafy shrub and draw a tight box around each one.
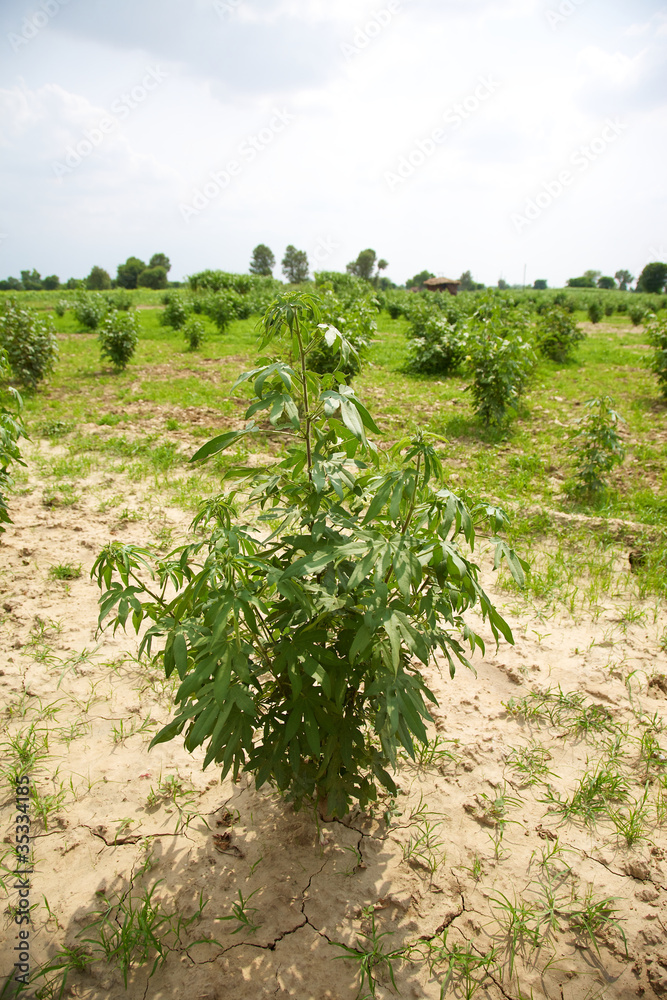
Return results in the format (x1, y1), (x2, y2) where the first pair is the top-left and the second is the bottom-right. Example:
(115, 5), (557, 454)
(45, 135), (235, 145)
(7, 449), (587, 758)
(54, 299), (69, 318)
(604, 301), (615, 317)
(105, 289), (133, 311)
(183, 317), (206, 352)
(305, 288), (377, 380)
(628, 304), (646, 327)
(616, 299), (628, 313)
(646, 313), (667, 399)
(73, 292), (109, 330)
(202, 290), (245, 333)
(188, 270), (252, 294)
(406, 313), (465, 375)
(93, 290), (525, 819)
(567, 395), (625, 498)
(0, 347), (26, 532)
(0, 298), (59, 388)
(161, 293), (192, 330)
(463, 296), (535, 424)
(535, 306), (586, 363)
(98, 311), (139, 371)
(587, 300), (603, 324)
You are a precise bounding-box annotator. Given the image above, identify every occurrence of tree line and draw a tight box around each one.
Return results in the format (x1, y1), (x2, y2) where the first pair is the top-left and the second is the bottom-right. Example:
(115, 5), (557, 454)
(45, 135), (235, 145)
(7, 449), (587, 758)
(0, 254), (173, 292)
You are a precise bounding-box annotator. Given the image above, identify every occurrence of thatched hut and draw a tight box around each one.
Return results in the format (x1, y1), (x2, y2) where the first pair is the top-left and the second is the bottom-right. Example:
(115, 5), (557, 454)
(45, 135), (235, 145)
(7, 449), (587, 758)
(422, 276), (460, 295)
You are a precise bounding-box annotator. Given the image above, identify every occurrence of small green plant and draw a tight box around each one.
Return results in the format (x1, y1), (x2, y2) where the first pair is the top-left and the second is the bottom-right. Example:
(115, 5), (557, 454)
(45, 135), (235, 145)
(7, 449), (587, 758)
(0, 298), (59, 389)
(645, 313), (667, 399)
(535, 306), (586, 362)
(401, 820), (446, 875)
(418, 929), (496, 999)
(54, 299), (69, 318)
(566, 886), (627, 957)
(567, 395), (625, 499)
(48, 563), (82, 581)
(219, 888), (261, 935)
(506, 742), (554, 786)
(587, 300), (603, 324)
(73, 291), (109, 330)
(333, 910), (405, 997)
(93, 289), (526, 820)
(76, 882), (209, 989)
(201, 289), (245, 333)
(628, 303), (646, 327)
(98, 310), (139, 372)
(183, 317), (206, 351)
(463, 295), (535, 425)
(161, 293), (192, 330)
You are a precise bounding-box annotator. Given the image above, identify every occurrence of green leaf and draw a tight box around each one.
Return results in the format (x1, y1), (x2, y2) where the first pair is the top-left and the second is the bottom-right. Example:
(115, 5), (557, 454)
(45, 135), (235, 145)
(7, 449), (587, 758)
(173, 633), (188, 676)
(190, 426), (256, 463)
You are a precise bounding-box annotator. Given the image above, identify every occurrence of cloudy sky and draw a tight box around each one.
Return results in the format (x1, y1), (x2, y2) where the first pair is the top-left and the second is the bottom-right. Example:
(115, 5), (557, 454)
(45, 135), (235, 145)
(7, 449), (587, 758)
(0, 0), (665, 287)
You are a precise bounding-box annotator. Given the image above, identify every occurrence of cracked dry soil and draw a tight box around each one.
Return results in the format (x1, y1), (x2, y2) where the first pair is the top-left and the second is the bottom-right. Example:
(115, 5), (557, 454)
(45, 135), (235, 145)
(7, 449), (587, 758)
(1, 469), (667, 1000)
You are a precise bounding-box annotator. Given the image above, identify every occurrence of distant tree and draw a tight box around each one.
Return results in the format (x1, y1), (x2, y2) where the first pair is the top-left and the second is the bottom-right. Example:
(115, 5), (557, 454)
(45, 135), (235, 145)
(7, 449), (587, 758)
(138, 266), (168, 290)
(249, 245), (275, 276)
(533, 279), (547, 290)
(0, 277), (23, 291)
(116, 257), (146, 289)
(347, 249), (377, 281)
(497, 279), (509, 290)
(637, 262), (667, 294)
(459, 270), (484, 291)
(86, 266), (112, 291)
(20, 270), (43, 290)
(42, 275), (60, 290)
(597, 276), (616, 290)
(149, 253), (171, 273)
(567, 275), (597, 288)
(583, 269), (602, 284)
(378, 276), (396, 290)
(66, 278), (84, 290)
(406, 270), (434, 289)
(615, 269), (634, 292)
(282, 245), (309, 284)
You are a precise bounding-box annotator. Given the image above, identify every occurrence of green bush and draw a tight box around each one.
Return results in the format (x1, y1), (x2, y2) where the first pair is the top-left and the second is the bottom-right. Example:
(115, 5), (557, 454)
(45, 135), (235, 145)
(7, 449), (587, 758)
(463, 296), (535, 425)
(74, 292), (109, 330)
(567, 395), (625, 498)
(0, 347), (26, 532)
(535, 306), (586, 363)
(628, 304), (646, 327)
(202, 290), (245, 333)
(183, 317), (206, 352)
(105, 289), (133, 311)
(406, 312), (465, 375)
(54, 299), (69, 318)
(0, 298), (59, 388)
(98, 311), (139, 372)
(93, 290), (525, 819)
(646, 314), (667, 399)
(587, 300), (603, 324)
(305, 288), (377, 381)
(161, 293), (192, 330)
(188, 270), (253, 294)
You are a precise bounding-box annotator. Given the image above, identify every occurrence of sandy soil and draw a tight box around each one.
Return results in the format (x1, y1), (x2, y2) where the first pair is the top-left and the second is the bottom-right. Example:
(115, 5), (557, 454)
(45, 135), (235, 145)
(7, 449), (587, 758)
(1, 462), (666, 1000)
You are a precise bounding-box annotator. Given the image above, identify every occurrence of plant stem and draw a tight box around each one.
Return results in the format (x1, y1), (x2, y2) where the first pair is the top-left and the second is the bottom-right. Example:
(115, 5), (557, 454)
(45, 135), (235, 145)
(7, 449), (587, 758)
(401, 452), (422, 535)
(293, 314), (313, 479)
